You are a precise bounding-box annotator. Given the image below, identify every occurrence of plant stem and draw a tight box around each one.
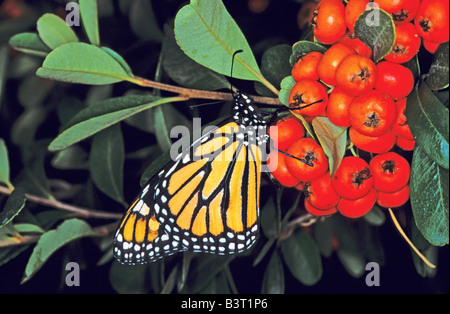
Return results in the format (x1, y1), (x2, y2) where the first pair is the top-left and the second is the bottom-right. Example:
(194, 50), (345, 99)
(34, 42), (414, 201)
(126, 76), (283, 105)
(388, 208), (436, 269)
(0, 185), (122, 220)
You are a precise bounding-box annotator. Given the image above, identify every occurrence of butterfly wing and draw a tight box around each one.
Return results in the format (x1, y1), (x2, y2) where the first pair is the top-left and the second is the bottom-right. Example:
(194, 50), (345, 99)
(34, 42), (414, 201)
(113, 92), (268, 265)
(152, 121), (262, 255)
(113, 179), (184, 264)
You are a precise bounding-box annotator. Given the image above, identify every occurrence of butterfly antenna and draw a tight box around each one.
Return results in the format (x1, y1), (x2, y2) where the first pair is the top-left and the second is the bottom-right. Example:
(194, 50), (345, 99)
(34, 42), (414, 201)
(230, 49), (244, 95)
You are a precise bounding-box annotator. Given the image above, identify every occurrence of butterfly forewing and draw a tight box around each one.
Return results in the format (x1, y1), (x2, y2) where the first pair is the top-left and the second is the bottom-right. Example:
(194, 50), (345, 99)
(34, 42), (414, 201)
(113, 92), (268, 264)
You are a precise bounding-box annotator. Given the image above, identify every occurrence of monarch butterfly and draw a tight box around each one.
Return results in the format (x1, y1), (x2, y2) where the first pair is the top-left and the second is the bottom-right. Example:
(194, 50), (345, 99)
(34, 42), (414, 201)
(113, 88), (273, 264)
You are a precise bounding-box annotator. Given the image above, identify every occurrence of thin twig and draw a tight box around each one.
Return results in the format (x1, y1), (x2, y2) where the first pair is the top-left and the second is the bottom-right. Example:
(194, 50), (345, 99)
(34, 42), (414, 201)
(388, 208), (436, 269)
(128, 76), (283, 105)
(0, 223), (119, 248)
(279, 212), (315, 240)
(0, 185), (123, 220)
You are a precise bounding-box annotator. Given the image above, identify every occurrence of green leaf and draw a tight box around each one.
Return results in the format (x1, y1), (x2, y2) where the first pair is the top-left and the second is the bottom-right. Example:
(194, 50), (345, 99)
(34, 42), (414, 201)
(161, 265), (179, 294)
(354, 7), (395, 62)
(129, 0), (163, 42)
(174, 0), (270, 90)
(312, 117), (347, 177)
(261, 250), (285, 294)
(22, 219), (94, 283)
(9, 32), (51, 57)
(363, 204), (386, 226)
(405, 80), (449, 169)
(313, 218), (333, 258)
(109, 262), (149, 294)
(289, 40), (327, 66)
(261, 196), (278, 239)
(280, 227), (322, 286)
(0, 139), (11, 187)
(409, 213), (438, 278)
(79, 0), (100, 46)
(36, 42), (132, 85)
(101, 47), (134, 77)
(0, 187), (26, 229)
(152, 106), (172, 153)
(162, 24), (229, 91)
(16, 140), (53, 199)
(402, 54), (421, 80)
(51, 145), (88, 170)
(257, 44), (292, 95)
(279, 76), (317, 140)
(337, 249), (366, 278)
(182, 254), (234, 293)
(426, 42), (449, 91)
(410, 147), (449, 246)
(279, 75), (296, 106)
(89, 124), (125, 205)
(48, 95), (178, 151)
(36, 13), (79, 49)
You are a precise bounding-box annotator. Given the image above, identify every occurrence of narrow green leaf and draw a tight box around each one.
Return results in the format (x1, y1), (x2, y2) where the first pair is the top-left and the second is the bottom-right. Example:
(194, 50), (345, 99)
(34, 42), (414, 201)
(0, 187), (26, 229)
(261, 250), (285, 294)
(253, 238), (276, 267)
(36, 13), (79, 49)
(89, 124), (125, 205)
(427, 42), (449, 91)
(48, 95), (178, 151)
(289, 40), (327, 66)
(162, 24), (229, 91)
(109, 262), (149, 294)
(410, 147), (449, 246)
(153, 106), (172, 153)
(280, 228), (322, 286)
(23, 219), (94, 283)
(405, 80), (449, 169)
(9, 32), (51, 57)
(101, 47), (133, 76)
(79, 0), (100, 46)
(174, 0), (269, 89)
(13, 223), (44, 234)
(36, 42), (132, 85)
(161, 265), (179, 294)
(354, 7), (395, 62)
(0, 139), (11, 187)
(312, 117), (347, 176)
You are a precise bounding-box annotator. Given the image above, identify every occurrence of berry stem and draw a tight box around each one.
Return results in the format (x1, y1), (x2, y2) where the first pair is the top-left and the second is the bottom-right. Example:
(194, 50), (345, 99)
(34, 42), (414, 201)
(388, 208), (436, 269)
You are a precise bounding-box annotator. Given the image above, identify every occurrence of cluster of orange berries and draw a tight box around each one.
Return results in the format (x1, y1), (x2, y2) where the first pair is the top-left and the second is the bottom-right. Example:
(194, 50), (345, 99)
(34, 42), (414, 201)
(268, 118), (411, 218)
(267, 0), (449, 218)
